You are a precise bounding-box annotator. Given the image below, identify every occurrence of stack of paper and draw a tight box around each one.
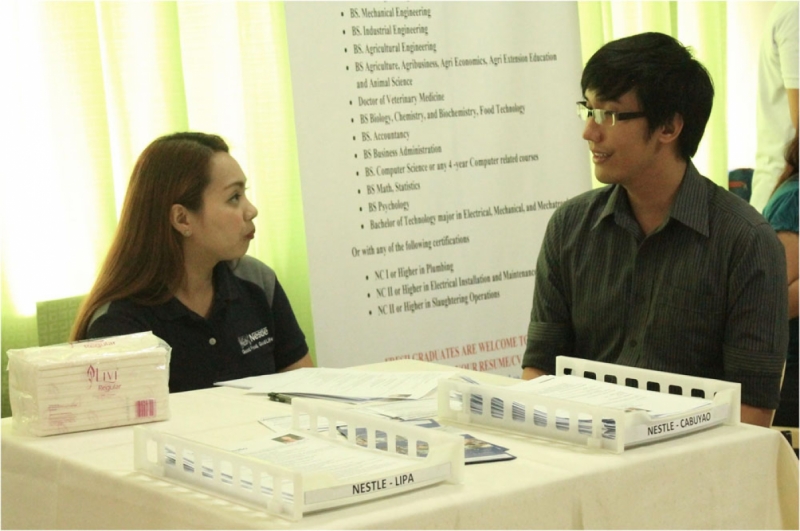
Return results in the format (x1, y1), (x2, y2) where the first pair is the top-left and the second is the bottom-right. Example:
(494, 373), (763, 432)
(511, 375), (713, 416)
(509, 375), (718, 442)
(135, 399), (464, 519)
(7, 331), (171, 436)
(337, 419), (516, 465)
(217, 367), (456, 402)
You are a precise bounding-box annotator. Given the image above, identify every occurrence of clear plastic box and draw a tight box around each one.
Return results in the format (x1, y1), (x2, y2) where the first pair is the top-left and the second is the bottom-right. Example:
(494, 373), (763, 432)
(134, 397), (464, 520)
(438, 356), (740, 453)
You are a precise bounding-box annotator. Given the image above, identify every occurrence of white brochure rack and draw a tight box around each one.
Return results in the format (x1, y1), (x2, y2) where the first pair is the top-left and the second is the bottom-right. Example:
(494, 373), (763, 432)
(134, 398), (464, 520)
(438, 356), (740, 453)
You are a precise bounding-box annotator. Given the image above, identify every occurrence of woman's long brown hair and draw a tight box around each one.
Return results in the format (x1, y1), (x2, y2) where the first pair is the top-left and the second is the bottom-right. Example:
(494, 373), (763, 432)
(71, 133), (229, 340)
(773, 129), (799, 196)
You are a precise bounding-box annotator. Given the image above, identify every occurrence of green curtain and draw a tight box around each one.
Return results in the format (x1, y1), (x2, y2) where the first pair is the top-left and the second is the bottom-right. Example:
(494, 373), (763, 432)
(577, 1), (728, 189)
(0, 1), (730, 418)
(0, 1), (315, 418)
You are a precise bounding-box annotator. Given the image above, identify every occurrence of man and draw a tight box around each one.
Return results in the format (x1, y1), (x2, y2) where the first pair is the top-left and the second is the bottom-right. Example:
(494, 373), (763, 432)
(750, 2), (799, 213)
(521, 32), (788, 427)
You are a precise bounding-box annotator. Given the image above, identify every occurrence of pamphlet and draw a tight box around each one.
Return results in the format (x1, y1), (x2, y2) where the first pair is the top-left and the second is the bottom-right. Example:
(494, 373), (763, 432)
(506, 375), (728, 444)
(338, 419), (515, 464)
(216, 368), (456, 401)
(164, 429), (452, 505)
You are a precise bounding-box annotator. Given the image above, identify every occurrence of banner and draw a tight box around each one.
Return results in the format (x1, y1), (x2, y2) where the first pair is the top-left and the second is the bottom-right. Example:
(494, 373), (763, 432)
(285, 1), (590, 376)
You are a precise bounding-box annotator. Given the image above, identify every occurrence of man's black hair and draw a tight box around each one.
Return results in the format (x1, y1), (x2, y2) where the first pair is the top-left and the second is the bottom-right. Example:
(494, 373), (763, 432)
(581, 32), (714, 160)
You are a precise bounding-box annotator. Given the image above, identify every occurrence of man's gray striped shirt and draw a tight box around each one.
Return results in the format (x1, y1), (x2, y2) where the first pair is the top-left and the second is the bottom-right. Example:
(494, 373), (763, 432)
(523, 162), (788, 408)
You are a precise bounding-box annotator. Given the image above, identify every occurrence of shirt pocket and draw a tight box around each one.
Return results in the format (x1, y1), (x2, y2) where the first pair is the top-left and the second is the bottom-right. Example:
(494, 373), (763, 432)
(661, 283), (725, 316)
(650, 283), (726, 374)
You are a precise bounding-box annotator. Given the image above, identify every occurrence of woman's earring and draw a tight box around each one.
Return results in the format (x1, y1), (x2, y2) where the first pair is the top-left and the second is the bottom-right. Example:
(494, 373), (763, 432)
(183, 230), (191, 237)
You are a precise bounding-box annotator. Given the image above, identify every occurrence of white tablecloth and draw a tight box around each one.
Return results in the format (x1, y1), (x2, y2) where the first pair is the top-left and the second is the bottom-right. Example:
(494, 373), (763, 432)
(2, 360), (798, 529)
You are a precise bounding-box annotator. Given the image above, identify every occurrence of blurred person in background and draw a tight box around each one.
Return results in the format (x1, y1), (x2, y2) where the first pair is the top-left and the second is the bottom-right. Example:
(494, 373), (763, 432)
(763, 130), (799, 428)
(751, 2), (798, 212)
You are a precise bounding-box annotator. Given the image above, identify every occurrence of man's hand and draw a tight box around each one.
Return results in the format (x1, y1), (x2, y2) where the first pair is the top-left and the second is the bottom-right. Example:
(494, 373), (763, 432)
(740, 404), (774, 427)
(522, 366), (548, 380)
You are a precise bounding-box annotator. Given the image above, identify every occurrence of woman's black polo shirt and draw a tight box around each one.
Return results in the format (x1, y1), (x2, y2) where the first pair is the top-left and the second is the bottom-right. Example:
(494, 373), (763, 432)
(87, 256), (308, 393)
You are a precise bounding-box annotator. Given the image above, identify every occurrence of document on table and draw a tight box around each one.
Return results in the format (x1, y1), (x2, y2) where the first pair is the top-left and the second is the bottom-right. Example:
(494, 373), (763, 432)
(216, 368), (456, 401)
(510, 375), (712, 417)
(259, 413), (339, 433)
(231, 433), (424, 479)
(166, 430), (452, 505)
(357, 397), (439, 420)
(337, 419), (516, 464)
(355, 375), (483, 419)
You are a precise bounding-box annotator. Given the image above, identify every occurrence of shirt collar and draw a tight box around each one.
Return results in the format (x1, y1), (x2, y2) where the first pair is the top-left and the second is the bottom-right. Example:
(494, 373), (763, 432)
(216, 261), (239, 301)
(591, 160), (710, 238)
(151, 261), (240, 321)
(595, 185), (623, 228)
(664, 161), (710, 238)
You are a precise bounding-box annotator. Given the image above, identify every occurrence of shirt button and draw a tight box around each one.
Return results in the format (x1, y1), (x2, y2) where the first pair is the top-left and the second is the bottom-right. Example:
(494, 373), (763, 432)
(209, 338), (217, 346)
(629, 339), (638, 348)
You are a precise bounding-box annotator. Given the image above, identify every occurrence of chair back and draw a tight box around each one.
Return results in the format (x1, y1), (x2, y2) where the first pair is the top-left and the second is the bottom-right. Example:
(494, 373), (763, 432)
(728, 168), (754, 203)
(36, 295), (86, 346)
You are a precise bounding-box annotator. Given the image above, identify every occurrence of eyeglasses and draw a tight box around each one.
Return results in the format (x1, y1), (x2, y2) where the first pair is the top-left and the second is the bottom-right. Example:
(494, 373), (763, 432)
(576, 101), (646, 127)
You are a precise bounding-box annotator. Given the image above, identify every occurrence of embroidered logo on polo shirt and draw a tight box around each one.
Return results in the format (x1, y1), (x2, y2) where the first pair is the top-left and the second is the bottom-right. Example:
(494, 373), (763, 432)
(237, 326), (273, 355)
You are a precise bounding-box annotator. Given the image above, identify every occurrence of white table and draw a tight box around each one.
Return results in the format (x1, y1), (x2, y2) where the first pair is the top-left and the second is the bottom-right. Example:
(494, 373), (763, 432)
(2, 360), (798, 529)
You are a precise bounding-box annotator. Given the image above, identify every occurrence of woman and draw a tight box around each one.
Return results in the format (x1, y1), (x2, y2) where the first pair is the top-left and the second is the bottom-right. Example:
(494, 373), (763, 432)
(763, 130), (799, 428)
(71, 132), (312, 392)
